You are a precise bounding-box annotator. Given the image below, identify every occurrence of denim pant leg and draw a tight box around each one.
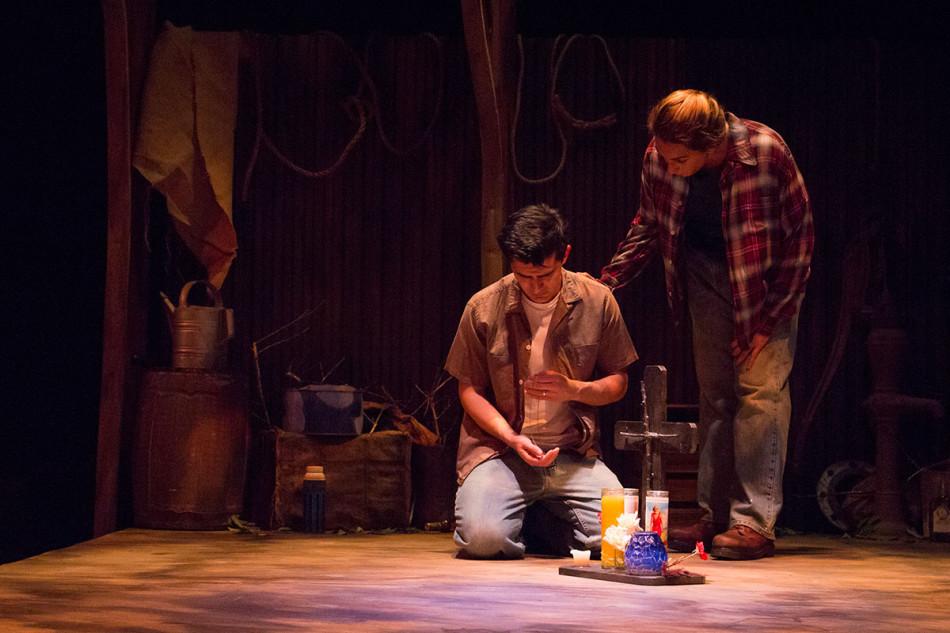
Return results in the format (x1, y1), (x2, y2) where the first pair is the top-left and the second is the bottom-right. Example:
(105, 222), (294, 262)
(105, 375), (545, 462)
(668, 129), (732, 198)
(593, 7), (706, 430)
(686, 247), (797, 539)
(537, 452), (622, 551)
(453, 452), (539, 558)
(453, 451), (621, 558)
(733, 316), (796, 537)
(686, 248), (738, 527)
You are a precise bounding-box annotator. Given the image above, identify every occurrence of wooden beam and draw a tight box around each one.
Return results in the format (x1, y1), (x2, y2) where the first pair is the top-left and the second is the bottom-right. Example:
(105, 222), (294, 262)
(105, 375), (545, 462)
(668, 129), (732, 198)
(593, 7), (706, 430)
(461, 0), (516, 287)
(95, 0), (134, 536)
(95, 0), (158, 536)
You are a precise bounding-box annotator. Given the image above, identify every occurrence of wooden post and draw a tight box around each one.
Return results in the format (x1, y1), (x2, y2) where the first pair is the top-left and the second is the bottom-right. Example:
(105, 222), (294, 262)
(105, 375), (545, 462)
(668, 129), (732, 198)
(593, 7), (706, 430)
(95, 0), (133, 536)
(95, 0), (154, 536)
(461, 0), (516, 287)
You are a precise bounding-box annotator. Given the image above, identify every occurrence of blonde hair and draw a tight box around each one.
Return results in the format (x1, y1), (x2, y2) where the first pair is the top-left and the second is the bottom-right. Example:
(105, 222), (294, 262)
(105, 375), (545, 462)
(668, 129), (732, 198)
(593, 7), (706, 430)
(647, 89), (728, 151)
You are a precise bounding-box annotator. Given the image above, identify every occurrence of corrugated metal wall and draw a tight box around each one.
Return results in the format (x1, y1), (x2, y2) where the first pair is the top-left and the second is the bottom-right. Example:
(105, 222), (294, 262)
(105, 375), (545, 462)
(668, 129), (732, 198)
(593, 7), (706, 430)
(181, 32), (948, 530)
(229, 33), (481, 429)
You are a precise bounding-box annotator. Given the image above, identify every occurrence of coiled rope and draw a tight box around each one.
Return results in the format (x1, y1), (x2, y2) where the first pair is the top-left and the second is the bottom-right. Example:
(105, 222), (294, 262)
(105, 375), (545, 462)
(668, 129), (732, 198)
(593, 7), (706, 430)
(241, 31), (445, 201)
(241, 32), (370, 202)
(511, 34), (625, 184)
(358, 33), (445, 157)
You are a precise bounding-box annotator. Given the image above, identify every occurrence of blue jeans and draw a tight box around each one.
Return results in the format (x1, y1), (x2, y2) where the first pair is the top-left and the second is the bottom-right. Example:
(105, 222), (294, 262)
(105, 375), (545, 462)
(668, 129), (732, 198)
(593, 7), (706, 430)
(685, 247), (798, 540)
(453, 450), (621, 559)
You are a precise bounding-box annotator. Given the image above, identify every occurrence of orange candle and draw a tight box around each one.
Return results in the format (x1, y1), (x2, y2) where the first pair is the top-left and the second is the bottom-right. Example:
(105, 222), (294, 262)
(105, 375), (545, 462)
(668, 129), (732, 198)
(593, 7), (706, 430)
(600, 488), (625, 568)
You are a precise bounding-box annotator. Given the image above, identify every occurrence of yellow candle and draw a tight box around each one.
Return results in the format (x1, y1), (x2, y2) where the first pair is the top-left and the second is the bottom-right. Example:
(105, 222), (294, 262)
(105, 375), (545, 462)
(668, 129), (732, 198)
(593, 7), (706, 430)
(601, 489), (625, 568)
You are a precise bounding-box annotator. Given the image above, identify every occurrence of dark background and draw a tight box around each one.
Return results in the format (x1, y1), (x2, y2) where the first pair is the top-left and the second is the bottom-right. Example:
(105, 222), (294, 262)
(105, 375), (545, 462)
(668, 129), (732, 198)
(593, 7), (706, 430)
(3, 1), (948, 563)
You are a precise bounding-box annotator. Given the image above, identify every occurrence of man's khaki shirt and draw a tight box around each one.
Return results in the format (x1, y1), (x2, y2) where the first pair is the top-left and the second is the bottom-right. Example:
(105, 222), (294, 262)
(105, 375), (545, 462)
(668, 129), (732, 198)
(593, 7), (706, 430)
(445, 269), (638, 483)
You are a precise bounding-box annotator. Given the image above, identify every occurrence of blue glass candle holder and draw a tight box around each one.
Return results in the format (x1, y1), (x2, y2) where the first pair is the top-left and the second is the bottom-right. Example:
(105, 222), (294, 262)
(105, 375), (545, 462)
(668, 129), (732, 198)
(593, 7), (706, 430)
(624, 531), (668, 576)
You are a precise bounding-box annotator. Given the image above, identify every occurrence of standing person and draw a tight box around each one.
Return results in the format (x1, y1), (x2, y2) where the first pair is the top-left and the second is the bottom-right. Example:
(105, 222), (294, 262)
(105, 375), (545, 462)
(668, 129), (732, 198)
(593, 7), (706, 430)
(446, 204), (639, 559)
(600, 89), (814, 559)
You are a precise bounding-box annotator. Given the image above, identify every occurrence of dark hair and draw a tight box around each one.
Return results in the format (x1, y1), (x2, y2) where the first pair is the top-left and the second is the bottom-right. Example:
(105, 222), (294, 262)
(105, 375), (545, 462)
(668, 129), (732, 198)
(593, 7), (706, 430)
(497, 203), (569, 265)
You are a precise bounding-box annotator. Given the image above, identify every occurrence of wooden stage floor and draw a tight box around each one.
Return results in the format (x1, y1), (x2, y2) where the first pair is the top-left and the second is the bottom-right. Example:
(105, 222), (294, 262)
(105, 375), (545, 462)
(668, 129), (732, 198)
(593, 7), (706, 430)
(1, 529), (948, 632)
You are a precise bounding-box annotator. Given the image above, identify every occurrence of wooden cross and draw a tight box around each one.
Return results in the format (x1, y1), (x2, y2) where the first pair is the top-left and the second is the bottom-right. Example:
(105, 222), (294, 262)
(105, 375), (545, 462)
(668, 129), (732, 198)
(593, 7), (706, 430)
(614, 365), (699, 522)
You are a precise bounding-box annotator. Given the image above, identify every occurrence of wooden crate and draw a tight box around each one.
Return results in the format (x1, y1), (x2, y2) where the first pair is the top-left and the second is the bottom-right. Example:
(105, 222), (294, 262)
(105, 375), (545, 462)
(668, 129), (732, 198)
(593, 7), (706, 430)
(665, 404), (701, 526)
(921, 469), (950, 537)
(249, 429), (411, 531)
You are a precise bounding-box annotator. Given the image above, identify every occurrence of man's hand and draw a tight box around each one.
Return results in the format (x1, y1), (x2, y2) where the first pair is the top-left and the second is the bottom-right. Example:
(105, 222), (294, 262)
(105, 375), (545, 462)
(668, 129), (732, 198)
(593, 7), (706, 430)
(458, 382), (559, 467)
(731, 333), (769, 372)
(524, 370), (577, 402)
(526, 369), (629, 407)
(509, 435), (560, 467)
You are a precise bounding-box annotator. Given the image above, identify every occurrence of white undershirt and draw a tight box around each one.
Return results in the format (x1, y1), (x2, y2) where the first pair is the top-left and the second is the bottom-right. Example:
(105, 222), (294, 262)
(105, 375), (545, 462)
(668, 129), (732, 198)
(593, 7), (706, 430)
(521, 294), (575, 448)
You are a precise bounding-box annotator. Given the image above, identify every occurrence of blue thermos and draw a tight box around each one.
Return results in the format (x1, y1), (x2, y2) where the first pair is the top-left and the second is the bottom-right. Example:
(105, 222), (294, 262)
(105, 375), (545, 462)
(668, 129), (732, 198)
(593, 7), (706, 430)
(303, 465), (326, 533)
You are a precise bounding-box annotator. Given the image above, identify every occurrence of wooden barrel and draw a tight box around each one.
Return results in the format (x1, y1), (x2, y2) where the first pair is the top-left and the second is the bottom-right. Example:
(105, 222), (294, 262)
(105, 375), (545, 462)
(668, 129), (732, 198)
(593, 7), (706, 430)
(133, 369), (249, 529)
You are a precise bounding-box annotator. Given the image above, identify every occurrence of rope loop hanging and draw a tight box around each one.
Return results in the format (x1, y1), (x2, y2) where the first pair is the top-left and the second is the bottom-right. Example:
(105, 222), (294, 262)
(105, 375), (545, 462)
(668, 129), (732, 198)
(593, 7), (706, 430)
(241, 31), (372, 202)
(510, 33), (626, 185)
(551, 34), (625, 131)
(358, 33), (446, 157)
(510, 34), (569, 185)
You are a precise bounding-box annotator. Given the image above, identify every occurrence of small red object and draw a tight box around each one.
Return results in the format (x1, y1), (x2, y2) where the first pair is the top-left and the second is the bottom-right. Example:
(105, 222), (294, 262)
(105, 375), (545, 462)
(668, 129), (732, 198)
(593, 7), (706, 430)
(695, 541), (709, 560)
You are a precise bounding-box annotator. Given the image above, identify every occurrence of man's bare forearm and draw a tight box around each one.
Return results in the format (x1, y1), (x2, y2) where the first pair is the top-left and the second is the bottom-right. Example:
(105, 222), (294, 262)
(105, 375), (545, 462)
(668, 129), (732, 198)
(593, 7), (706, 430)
(458, 382), (518, 446)
(571, 371), (628, 406)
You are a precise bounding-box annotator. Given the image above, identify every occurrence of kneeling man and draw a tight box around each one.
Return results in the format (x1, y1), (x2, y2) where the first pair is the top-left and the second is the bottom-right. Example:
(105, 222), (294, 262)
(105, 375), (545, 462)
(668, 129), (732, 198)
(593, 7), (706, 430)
(446, 204), (638, 559)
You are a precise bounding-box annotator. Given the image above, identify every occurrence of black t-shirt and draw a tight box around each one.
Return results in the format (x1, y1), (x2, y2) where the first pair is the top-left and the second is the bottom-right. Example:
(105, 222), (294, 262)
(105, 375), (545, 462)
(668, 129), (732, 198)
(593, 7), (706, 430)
(683, 167), (726, 257)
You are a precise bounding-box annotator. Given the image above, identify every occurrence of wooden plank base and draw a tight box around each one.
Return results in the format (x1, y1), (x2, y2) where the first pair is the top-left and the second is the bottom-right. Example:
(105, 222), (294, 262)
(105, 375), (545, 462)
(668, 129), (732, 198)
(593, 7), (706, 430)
(559, 564), (706, 585)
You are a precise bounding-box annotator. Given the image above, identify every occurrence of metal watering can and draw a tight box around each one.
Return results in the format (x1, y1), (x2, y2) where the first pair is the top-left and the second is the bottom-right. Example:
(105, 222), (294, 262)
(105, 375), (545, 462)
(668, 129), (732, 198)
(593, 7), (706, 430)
(161, 280), (234, 370)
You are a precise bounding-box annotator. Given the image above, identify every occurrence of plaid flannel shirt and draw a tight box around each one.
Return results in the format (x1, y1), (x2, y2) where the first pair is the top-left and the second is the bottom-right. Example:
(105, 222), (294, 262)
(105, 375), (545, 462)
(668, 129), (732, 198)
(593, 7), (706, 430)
(600, 114), (814, 348)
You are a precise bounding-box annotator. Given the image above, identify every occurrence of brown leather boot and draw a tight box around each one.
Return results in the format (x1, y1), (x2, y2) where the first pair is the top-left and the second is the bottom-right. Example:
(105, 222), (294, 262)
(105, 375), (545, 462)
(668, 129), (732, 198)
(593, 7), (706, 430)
(710, 525), (775, 560)
(667, 520), (721, 553)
